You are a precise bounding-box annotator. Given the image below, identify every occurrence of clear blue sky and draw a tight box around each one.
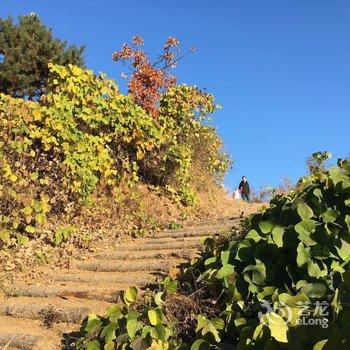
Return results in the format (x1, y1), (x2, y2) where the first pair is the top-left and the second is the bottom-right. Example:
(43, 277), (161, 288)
(1, 0), (349, 192)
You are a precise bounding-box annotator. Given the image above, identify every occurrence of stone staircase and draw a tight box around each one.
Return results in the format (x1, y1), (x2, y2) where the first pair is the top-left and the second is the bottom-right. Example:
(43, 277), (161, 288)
(0, 219), (236, 350)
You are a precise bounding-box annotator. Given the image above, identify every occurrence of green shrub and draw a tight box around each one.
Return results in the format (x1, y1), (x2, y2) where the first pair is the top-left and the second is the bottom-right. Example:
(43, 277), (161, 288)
(51, 225), (75, 246)
(76, 158), (350, 349)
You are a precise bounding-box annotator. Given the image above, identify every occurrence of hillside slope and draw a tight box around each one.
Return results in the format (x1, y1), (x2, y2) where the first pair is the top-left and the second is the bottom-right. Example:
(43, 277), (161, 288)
(0, 215), (260, 350)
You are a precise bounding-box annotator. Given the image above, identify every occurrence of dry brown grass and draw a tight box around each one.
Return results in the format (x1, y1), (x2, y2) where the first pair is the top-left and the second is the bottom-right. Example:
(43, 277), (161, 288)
(0, 178), (264, 273)
(0, 338), (13, 350)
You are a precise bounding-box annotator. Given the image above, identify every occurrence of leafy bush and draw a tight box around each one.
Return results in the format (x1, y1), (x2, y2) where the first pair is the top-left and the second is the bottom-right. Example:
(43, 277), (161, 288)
(76, 286), (179, 350)
(0, 64), (230, 244)
(76, 159), (350, 349)
(51, 225), (76, 246)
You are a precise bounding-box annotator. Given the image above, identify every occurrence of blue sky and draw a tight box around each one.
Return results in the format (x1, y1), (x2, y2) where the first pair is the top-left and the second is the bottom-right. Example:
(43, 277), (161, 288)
(1, 0), (349, 192)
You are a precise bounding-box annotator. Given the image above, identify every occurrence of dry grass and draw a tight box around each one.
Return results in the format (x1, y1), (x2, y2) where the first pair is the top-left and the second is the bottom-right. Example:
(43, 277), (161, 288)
(1, 338), (14, 350)
(0, 179), (264, 273)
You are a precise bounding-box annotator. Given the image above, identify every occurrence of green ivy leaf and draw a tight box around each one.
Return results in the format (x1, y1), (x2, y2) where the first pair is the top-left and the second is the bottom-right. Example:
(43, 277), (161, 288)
(163, 277), (177, 294)
(33, 201), (42, 213)
(100, 322), (117, 343)
(345, 215), (350, 233)
(216, 264), (235, 279)
(202, 321), (221, 343)
(36, 213), (46, 225)
(104, 341), (115, 350)
(300, 283), (326, 298)
(126, 319), (141, 339)
(335, 239), (350, 262)
(86, 340), (100, 350)
(320, 210), (338, 223)
(40, 193), (50, 203)
(141, 325), (152, 339)
(84, 314), (102, 333)
(124, 286), (137, 305)
(155, 324), (167, 341)
(329, 166), (348, 185)
(196, 315), (207, 332)
(221, 250), (230, 265)
(190, 339), (210, 350)
(204, 257), (216, 266)
(246, 229), (261, 242)
(297, 202), (314, 220)
(154, 292), (165, 306)
(295, 220), (317, 246)
(106, 305), (122, 323)
(211, 318), (225, 330)
(259, 221), (273, 234)
(296, 242), (310, 266)
(271, 227), (285, 247)
(307, 261), (325, 278)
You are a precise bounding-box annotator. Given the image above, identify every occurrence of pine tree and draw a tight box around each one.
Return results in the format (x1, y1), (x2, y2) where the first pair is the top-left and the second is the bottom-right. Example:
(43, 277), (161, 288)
(0, 13), (85, 99)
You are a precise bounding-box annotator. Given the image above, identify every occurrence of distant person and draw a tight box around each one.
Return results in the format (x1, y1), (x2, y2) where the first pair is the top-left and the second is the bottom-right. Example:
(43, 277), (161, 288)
(239, 176), (250, 202)
(233, 188), (241, 201)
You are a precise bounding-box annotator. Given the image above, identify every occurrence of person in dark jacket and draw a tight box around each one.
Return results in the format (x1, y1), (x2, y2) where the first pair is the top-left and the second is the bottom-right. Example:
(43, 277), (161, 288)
(239, 176), (250, 202)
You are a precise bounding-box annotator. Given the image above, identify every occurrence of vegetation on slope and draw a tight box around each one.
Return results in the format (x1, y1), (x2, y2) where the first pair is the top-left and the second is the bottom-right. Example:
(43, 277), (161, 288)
(0, 61), (230, 248)
(76, 158), (350, 350)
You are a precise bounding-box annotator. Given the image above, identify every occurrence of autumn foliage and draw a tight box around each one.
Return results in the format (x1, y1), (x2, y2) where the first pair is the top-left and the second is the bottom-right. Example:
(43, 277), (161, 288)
(0, 37), (230, 245)
(112, 36), (193, 116)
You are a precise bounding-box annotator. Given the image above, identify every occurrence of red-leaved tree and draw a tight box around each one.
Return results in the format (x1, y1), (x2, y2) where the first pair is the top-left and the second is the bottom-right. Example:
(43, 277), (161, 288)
(112, 35), (194, 116)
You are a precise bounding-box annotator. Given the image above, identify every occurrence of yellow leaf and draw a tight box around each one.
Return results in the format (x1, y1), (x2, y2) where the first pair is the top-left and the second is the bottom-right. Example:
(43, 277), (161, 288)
(36, 213), (46, 225)
(41, 202), (52, 214)
(22, 206), (33, 216)
(41, 194), (50, 203)
(33, 110), (41, 121)
(71, 66), (81, 76)
(266, 312), (289, 343)
(9, 173), (18, 182)
(30, 172), (39, 180)
(0, 230), (10, 242)
(136, 150), (145, 160)
(25, 225), (36, 234)
(148, 309), (160, 326)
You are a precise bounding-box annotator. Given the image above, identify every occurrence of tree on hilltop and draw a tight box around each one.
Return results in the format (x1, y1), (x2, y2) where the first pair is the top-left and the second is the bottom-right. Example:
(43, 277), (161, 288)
(0, 13), (85, 99)
(112, 35), (195, 116)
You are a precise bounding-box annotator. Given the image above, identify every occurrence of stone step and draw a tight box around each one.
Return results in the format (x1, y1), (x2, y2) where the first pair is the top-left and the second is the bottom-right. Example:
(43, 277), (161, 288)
(0, 316), (62, 350)
(93, 248), (196, 261)
(135, 236), (204, 245)
(0, 303), (88, 325)
(0, 332), (42, 350)
(154, 223), (233, 238)
(113, 240), (202, 251)
(0, 296), (111, 324)
(53, 270), (158, 285)
(74, 258), (184, 273)
(5, 282), (129, 302)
